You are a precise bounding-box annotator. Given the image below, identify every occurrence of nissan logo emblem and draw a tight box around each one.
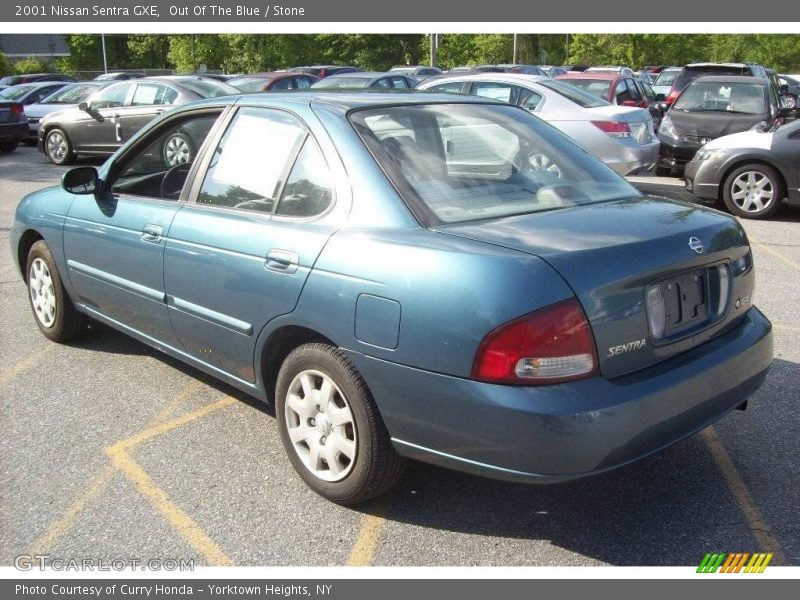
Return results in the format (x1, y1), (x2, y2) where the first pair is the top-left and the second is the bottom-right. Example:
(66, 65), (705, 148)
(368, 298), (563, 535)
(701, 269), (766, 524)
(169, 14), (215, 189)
(688, 236), (704, 254)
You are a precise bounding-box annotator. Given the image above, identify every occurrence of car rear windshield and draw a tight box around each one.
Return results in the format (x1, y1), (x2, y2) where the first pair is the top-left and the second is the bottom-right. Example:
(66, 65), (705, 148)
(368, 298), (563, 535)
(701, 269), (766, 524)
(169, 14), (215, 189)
(557, 78), (611, 100)
(313, 77), (370, 89)
(230, 77), (272, 92)
(654, 70), (679, 86)
(673, 81), (766, 114)
(0, 85), (34, 100)
(350, 103), (639, 224)
(42, 84), (98, 104)
(537, 79), (610, 108)
(674, 66), (752, 91)
(178, 79), (238, 98)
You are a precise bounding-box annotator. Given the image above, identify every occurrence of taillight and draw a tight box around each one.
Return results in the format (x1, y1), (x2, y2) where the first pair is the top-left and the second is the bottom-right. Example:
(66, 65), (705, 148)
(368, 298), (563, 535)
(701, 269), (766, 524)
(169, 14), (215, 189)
(472, 298), (598, 385)
(9, 103), (23, 117)
(591, 120), (631, 138)
(665, 88), (680, 105)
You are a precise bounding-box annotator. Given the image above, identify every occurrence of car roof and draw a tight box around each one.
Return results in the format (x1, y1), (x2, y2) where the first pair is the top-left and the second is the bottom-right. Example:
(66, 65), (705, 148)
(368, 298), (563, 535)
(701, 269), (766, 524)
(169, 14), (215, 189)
(690, 75), (769, 84)
(421, 72), (548, 85)
(557, 72), (620, 80)
(4, 81), (66, 89)
(686, 62), (755, 68)
(232, 91), (504, 112)
(327, 71), (387, 79)
(232, 72), (289, 79)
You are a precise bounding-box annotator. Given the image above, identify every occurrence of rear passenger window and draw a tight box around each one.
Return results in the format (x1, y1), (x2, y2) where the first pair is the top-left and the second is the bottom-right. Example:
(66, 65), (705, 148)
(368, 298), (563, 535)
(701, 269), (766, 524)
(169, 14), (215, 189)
(426, 82), (465, 94)
(294, 77), (312, 89)
(520, 90), (543, 110)
(271, 78), (293, 91)
(615, 80), (631, 104)
(275, 138), (334, 218)
(391, 77), (409, 89)
(197, 107), (306, 214)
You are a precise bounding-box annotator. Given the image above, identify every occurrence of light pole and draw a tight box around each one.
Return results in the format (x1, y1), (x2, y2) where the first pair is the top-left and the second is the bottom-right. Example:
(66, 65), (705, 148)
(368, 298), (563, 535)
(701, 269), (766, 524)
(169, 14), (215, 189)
(100, 34), (108, 74)
(430, 33), (438, 67)
(513, 33), (518, 64)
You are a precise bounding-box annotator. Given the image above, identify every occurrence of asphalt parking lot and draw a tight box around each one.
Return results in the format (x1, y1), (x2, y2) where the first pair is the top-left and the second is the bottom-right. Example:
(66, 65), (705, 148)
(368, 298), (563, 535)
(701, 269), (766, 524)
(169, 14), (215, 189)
(1, 145), (798, 567)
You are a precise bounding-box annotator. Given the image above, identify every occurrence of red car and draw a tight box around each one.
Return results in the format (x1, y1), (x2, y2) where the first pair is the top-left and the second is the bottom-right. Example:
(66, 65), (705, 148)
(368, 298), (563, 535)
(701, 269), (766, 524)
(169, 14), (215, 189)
(228, 72), (320, 93)
(556, 71), (650, 110)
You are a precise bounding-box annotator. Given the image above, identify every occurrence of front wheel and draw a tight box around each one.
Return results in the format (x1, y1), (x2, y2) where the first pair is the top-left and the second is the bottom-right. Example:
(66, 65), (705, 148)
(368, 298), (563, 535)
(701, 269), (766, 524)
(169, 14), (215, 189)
(276, 343), (405, 504)
(722, 164), (785, 219)
(26, 240), (83, 342)
(45, 128), (75, 165)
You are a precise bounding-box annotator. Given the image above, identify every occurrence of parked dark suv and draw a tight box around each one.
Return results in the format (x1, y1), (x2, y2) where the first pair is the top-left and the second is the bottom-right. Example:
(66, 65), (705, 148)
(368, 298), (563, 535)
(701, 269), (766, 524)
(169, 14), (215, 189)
(663, 63), (770, 107)
(657, 76), (787, 175)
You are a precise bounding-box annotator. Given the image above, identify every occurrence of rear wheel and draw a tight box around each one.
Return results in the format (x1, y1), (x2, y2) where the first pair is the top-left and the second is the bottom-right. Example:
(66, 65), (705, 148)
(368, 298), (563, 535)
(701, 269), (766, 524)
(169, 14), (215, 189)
(276, 343), (405, 504)
(0, 139), (18, 153)
(26, 240), (83, 342)
(45, 128), (75, 165)
(722, 164), (785, 219)
(162, 132), (194, 167)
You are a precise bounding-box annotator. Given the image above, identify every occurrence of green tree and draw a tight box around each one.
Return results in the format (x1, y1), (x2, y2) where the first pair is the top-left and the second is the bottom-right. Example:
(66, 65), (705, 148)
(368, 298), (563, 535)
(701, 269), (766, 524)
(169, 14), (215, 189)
(128, 35), (172, 70)
(13, 56), (51, 74)
(0, 52), (11, 77)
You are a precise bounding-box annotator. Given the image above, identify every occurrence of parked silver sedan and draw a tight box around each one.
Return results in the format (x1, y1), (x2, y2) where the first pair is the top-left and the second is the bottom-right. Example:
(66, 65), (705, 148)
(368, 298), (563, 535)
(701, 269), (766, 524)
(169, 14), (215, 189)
(418, 73), (659, 175)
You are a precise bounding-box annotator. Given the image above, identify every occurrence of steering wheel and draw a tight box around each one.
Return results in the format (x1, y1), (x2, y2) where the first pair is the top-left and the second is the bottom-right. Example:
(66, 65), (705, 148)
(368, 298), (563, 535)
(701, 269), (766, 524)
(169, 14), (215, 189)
(160, 163), (191, 200)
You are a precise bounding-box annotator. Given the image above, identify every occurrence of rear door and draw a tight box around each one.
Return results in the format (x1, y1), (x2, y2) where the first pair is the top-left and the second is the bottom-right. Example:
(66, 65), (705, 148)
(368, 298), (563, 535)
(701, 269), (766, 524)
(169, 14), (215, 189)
(163, 106), (339, 382)
(121, 82), (179, 143)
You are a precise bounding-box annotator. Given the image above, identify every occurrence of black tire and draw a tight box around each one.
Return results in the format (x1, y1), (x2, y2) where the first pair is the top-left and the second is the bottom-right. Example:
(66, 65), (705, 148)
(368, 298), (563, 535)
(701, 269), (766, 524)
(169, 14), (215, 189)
(276, 343), (406, 504)
(655, 166), (671, 177)
(0, 139), (18, 153)
(25, 240), (83, 343)
(162, 131), (194, 167)
(722, 163), (785, 220)
(44, 128), (75, 165)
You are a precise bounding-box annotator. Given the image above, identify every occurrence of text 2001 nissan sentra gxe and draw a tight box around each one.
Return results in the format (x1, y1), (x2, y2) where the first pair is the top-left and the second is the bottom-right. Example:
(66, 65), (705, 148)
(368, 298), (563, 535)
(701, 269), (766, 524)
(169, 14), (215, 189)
(11, 93), (773, 504)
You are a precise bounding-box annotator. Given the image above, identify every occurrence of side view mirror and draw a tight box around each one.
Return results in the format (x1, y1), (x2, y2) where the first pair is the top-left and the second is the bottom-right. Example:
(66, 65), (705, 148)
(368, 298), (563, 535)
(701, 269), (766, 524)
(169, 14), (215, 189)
(621, 99), (638, 107)
(655, 93), (666, 101)
(79, 101), (104, 122)
(62, 166), (100, 195)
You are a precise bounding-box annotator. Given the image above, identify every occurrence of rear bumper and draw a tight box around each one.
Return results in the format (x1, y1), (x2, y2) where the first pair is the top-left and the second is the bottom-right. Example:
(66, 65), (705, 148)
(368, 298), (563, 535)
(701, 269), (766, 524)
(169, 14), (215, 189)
(604, 137), (660, 176)
(347, 306), (773, 483)
(0, 121), (28, 141)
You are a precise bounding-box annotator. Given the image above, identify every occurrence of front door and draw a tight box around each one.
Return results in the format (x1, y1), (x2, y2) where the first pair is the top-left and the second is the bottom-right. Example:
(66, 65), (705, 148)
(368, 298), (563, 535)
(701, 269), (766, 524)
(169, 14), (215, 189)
(73, 81), (135, 154)
(63, 108), (224, 346)
(163, 106), (338, 382)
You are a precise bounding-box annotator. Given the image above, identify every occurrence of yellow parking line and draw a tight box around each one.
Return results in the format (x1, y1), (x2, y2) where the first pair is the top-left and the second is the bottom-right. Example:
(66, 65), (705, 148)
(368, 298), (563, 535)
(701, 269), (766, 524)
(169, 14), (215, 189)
(107, 448), (233, 566)
(107, 395), (236, 454)
(346, 514), (388, 566)
(27, 379), (204, 554)
(0, 345), (55, 388)
(27, 465), (117, 555)
(700, 426), (787, 565)
(751, 242), (800, 271)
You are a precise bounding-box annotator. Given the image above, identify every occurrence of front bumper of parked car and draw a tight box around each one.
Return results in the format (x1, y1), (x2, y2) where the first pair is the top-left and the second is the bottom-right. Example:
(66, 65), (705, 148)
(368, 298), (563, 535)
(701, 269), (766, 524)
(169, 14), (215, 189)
(347, 306), (772, 483)
(657, 136), (704, 173)
(684, 156), (725, 201)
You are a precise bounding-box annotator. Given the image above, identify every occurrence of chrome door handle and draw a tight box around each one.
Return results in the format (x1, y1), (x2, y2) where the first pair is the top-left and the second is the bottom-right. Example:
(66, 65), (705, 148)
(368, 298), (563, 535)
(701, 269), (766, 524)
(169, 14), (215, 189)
(141, 224), (163, 243)
(265, 249), (299, 274)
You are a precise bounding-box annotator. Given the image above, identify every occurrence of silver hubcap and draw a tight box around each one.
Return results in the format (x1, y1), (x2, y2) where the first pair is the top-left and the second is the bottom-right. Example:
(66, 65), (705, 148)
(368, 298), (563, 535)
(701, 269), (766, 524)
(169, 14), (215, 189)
(46, 132), (67, 162)
(164, 135), (191, 166)
(528, 153), (562, 178)
(731, 171), (774, 213)
(284, 370), (357, 482)
(29, 258), (56, 328)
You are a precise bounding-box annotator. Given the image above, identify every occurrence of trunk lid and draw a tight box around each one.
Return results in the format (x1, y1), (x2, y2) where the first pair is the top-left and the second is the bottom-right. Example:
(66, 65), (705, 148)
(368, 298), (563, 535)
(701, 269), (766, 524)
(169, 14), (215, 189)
(433, 196), (755, 377)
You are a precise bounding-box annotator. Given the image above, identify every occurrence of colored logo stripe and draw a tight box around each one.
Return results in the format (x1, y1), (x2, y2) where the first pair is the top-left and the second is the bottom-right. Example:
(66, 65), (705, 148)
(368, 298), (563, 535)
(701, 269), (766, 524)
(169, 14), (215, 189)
(697, 552), (773, 573)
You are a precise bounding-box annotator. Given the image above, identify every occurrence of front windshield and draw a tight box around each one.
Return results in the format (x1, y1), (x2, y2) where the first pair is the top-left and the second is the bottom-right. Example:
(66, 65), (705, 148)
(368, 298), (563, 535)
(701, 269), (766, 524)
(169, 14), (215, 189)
(42, 84), (98, 104)
(654, 70), (678, 86)
(673, 81), (766, 114)
(537, 79), (610, 108)
(0, 85), (34, 100)
(559, 78), (611, 100)
(350, 103), (639, 224)
(313, 77), (370, 89)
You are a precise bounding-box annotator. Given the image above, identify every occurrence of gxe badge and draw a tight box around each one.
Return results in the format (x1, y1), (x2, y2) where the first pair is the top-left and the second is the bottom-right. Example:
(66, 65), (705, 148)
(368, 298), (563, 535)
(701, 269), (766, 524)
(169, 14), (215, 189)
(688, 236), (704, 254)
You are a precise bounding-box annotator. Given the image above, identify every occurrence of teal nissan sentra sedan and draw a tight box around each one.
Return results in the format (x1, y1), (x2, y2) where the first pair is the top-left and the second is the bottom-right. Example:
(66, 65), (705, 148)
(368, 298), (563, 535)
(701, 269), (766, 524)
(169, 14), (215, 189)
(11, 92), (773, 504)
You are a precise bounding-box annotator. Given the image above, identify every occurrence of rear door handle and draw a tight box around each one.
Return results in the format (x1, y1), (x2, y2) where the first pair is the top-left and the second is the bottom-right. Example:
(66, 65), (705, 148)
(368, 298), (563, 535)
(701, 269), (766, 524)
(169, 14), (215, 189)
(265, 249), (299, 274)
(141, 224), (163, 243)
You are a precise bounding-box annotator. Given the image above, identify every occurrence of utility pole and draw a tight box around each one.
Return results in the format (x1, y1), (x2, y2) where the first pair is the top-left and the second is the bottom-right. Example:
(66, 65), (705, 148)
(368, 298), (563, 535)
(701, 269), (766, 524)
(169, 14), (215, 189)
(430, 33), (438, 67)
(100, 34), (108, 73)
(191, 35), (197, 74)
(565, 33), (570, 64)
(513, 34), (518, 64)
